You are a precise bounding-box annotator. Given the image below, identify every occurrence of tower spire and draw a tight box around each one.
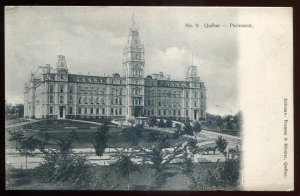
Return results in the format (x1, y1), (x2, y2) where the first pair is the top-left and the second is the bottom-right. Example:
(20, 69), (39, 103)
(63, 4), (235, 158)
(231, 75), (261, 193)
(59, 39), (62, 55)
(132, 9), (135, 25)
(192, 51), (193, 65)
(32, 51), (35, 73)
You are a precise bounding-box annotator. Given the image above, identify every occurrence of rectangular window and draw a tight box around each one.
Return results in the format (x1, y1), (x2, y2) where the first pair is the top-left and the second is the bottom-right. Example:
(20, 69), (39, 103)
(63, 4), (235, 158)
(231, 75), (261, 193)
(102, 108), (105, 115)
(96, 108), (99, 114)
(84, 107), (87, 114)
(78, 107), (81, 114)
(186, 110), (189, 116)
(111, 108), (114, 115)
(69, 107), (73, 114)
(178, 110), (181, 116)
(49, 106), (53, 114)
(115, 109), (118, 115)
(158, 110), (161, 116)
(90, 108), (93, 114)
(69, 88), (73, 93)
(60, 96), (64, 103)
(49, 96), (53, 103)
(49, 86), (54, 93)
(60, 86), (64, 93)
(173, 110), (176, 116)
(151, 90), (154, 96)
(119, 108), (122, 115)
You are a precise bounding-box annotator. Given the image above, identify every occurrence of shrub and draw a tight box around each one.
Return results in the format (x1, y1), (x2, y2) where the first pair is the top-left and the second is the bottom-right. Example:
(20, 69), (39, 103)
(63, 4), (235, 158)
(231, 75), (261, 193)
(35, 151), (93, 189)
(215, 136), (228, 156)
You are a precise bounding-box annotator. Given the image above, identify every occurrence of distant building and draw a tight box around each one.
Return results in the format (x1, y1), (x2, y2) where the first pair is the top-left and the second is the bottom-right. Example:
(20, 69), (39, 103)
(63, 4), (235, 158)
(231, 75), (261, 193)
(24, 16), (206, 121)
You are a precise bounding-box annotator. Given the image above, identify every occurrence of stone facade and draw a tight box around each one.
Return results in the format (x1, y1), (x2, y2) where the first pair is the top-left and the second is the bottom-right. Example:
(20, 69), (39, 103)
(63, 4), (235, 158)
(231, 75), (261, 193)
(24, 19), (206, 121)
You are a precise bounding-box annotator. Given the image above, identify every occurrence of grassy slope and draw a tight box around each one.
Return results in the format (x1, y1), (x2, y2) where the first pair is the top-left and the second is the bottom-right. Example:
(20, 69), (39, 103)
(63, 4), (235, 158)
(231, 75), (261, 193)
(6, 119), (197, 149)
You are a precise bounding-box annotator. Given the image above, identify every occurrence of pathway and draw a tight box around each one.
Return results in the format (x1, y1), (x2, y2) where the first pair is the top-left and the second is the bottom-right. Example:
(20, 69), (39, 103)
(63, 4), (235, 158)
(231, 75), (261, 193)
(5, 119), (42, 129)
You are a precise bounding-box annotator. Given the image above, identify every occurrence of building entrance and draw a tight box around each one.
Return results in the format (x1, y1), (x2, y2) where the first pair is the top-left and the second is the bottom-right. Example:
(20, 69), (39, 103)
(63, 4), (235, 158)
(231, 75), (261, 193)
(59, 106), (65, 119)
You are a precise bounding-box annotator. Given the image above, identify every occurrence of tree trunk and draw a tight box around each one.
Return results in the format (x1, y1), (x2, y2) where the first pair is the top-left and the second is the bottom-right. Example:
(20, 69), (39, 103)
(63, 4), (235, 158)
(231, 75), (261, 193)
(127, 176), (130, 190)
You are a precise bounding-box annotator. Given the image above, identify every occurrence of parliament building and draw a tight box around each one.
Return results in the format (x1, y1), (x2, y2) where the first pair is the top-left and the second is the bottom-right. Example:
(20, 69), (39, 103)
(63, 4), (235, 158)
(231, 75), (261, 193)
(24, 17), (207, 122)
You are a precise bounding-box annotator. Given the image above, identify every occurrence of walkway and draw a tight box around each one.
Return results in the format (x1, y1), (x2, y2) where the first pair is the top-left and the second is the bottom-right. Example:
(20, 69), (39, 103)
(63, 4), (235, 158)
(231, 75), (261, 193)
(5, 119), (42, 129)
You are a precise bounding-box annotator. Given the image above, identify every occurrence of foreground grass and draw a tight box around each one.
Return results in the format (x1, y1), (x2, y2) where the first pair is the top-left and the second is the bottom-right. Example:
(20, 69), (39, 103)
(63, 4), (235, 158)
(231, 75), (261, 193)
(6, 163), (237, 190)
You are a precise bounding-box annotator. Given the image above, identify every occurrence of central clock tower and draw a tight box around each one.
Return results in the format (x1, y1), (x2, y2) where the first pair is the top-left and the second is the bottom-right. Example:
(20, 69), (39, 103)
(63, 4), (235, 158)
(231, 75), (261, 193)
(123, 15), (145, 119)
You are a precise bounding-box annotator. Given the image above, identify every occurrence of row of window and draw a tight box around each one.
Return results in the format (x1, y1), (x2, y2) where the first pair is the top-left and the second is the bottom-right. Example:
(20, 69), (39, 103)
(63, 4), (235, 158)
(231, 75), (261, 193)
(147, 90), (205, 99)
(143, 109), (186, 117)
(49, 95), (203, 107)
(49, 85), (72, 93)
(146, 99), (202, 108)
(49, 85), (205, 99)
(132, 69), (143, 77)
(49, 85), (127, 96)
(78, 107), (122, 116)
(48, 95), (65, 104)
(48, 107), (203, 117)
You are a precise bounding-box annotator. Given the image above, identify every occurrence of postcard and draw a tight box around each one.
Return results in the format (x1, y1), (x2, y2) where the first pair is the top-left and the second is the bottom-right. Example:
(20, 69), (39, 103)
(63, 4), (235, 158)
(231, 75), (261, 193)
(5, 6), (293, 191)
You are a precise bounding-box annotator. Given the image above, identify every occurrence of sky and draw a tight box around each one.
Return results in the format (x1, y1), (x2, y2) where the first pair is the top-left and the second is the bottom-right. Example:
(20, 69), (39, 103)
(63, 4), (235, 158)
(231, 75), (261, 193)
(5, 6), (240, 115)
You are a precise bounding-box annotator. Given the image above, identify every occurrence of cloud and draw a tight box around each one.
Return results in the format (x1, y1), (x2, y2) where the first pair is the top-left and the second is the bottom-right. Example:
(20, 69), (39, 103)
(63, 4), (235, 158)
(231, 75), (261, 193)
(5, 6), (240, 115)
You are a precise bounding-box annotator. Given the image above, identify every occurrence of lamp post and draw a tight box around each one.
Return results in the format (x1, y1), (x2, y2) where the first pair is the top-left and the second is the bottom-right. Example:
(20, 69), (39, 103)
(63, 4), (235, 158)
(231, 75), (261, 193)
(216, 105), (220, 132)
(229, 109), (232, 135)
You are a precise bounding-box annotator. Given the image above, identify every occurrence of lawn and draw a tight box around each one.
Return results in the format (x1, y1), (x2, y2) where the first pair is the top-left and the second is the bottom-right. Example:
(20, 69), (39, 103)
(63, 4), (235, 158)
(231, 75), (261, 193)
(5, 119), (195, 149)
